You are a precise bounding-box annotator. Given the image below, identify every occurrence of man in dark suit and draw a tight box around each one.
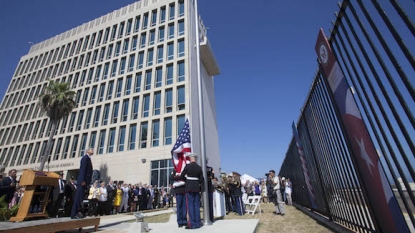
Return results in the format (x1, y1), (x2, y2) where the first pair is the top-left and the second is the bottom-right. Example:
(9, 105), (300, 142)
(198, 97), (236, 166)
(64, 176), (77, 217)
(181, 153), (204, 229)
(106, 180), (116, 215)
(71, 148), (94, 219)
(0, 169), (17, 205)
(50, 172), (67, 217)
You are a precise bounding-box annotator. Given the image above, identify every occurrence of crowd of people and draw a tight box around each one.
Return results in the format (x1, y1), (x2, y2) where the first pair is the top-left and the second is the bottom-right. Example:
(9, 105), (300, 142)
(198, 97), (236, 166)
(0, 149), (293, 227)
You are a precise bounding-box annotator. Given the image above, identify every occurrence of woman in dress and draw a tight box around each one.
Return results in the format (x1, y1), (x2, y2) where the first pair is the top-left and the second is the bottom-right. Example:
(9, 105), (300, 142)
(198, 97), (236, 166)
(87, 181), (100, 216)
(113, 184), (122, 213)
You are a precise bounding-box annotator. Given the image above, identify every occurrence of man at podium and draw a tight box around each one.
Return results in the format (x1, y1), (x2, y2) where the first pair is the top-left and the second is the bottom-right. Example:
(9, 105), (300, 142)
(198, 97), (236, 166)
(71, 148), (94, 219)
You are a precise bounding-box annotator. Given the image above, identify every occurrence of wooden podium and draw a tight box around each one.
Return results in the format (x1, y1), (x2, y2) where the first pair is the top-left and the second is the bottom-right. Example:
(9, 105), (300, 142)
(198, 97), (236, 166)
(10, 170), (60, 222)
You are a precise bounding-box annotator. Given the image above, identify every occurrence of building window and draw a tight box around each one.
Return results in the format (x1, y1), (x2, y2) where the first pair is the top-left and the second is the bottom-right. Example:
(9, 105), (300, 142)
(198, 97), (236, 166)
(102, 104), (110, 125)
(103, 63), (110, 79)
(178, 61), (185, 82)
(150, 159), (174, 187)
(107, 81), (114, 100)
(107, 44), (113, 59)
(71, 135), (79, 158)
(178, 20), (185, 36)
(138, 52), (144, 69)
(160, 7), (166, 23)
(178, 40), (185, 57)
(132, 97), (139, 120)
(123, 39), (129, 54)
(112, 101), (120, 123)
(118, 126), (126, 152)
(129, 124), (137, 150)
(157, 46), (164, 63)
(128, 55), (135, 72)
(167, 43), (174, 60)
(85, 108), (93, 129)
(147, 49), (154, 66)
(151, 11), (157, 26)
(135, 73), (142, 93)
(149, 30), (155, 45)
(94, 106), (101, 127)
(165, 88), (172, 113)
(82, 88), (89, 106)
(99, 83), (105, 102)
(125, 75), (132, 95)
(53, 139), (62, 161)
(155, 67), (162, 88)
(134, 16), (140, 32)
(62, 137), (70, 160)
(164, 117), (172, 145)
(80, 133), (88, 156)
(177, 115), (185, 134)
(177, 86), (185, 110)
(126, 19), (132, 35)
(140, 33), (146, 48)
(143, 94), (150, 117)
(143, 13), (149, 29)
(132, 36), (138, 51)
(98, 130), (106, 154)
(95, 66), (102, 82)
(120, 57), (126, 74)
(107, 128), (115, 153)
(111, 59), (118, 77)
(122, 99), (129, 122)
(169, 4), (175, 20)
(115, 42), (121, 56)
(159, 27), (165, 42)
(90, 86), (97, 104)
(90, 131), (97, 148)
(77, 110), (84, 131)
(68, 112), (76, 132)
(154, 91), (161, 115)
(168, 24), (175, 39)
(179, 0), (185, 16)
(145, 70), (152, 90)
(166, 64), (173, 85)
(140, 122), (148, 148)
(152, 120), (160, 147)
(116, 78), (123, 98)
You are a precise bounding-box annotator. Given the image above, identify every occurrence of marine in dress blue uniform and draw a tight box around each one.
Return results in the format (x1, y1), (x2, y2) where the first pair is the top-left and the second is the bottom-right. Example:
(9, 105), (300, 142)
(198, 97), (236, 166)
(171, 169), (187, 227)
(71, 148), (94, 219)
(181, 153), (204, 229)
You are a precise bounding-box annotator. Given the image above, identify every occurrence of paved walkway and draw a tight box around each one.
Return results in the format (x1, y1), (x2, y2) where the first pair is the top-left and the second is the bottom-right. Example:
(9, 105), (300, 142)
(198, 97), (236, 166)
(63, 209), (259, 233)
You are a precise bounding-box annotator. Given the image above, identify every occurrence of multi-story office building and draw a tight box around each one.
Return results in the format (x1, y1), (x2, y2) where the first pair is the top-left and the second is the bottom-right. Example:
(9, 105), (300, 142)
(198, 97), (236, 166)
(0, 0), (220, 186)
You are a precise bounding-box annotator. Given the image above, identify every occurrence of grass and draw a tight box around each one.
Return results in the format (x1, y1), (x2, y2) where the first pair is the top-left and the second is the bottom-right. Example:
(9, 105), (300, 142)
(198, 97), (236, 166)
(141, 202), (333, 233)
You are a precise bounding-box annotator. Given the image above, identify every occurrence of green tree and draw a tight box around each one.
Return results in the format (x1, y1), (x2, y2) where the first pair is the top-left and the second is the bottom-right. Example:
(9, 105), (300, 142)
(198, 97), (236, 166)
(38, 81), (76, 171)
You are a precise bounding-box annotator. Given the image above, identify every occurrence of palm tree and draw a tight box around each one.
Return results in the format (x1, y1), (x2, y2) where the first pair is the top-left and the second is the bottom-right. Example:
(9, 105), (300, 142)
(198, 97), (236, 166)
(38, 80), (76, 171)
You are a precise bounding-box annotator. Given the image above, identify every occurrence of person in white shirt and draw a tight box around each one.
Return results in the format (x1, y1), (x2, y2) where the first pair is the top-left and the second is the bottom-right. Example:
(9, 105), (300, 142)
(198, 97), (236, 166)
(120, 183), (130, 213)
(285, 178), (292, 205)
(270, 170), (285, 216)
(98, 181), (108, 215)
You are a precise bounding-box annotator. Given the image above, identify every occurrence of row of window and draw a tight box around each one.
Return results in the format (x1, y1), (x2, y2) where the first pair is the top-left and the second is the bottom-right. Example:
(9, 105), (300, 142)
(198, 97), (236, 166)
(8, 31), (186, 97)
(0, 84), (186, 146)
(13, 1), (185, 80)
(2, 56), (186, 113)
(0, 114), (187, 168)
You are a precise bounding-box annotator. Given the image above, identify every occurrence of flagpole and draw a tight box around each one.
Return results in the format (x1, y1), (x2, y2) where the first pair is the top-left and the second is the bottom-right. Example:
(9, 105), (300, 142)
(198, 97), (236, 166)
(193, 0), (212, 226)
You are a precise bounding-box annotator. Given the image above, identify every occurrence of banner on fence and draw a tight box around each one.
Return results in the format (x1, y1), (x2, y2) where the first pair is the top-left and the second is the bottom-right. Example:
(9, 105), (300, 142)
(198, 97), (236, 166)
(315, 28), (409, 233)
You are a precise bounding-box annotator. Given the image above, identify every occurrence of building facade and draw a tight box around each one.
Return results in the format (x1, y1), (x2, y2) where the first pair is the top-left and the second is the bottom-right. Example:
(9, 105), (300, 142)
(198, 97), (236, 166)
(0, 0), (220, 187)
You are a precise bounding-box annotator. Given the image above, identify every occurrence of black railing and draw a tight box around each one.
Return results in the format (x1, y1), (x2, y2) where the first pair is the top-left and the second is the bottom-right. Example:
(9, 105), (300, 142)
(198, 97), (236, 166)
(280, 0), (414, 232)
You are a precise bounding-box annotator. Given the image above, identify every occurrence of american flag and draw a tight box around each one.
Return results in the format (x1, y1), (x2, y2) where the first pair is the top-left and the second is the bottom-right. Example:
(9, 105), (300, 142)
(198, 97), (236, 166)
(171, 118), (191, 173)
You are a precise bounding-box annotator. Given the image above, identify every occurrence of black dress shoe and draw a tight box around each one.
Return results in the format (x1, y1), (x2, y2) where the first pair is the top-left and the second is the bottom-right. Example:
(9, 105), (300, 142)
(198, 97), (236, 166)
(71, 216), (80, 219)
(178, 224), (183, 228)
(185, 226), (194, 229)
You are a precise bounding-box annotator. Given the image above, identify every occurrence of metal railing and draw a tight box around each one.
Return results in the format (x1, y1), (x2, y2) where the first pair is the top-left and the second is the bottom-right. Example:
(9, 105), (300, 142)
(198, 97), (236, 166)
(280, 0), (414, 232)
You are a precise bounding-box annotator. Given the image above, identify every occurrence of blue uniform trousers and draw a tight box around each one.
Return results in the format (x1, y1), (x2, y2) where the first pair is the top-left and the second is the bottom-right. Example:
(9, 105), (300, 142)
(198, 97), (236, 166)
(176, 193), (187, 225)
(234, 196), (245, 215)
(71, 185), (86, 217)
(186, 192), (201, 228)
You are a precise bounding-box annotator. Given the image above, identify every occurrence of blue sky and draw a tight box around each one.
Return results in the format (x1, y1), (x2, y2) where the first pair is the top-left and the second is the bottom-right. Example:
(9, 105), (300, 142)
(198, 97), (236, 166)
(0, 0), (339, 178)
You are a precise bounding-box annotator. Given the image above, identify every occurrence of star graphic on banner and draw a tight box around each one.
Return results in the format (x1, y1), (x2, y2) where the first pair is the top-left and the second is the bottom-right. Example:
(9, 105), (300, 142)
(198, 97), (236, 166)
(355, 136), (374, 176)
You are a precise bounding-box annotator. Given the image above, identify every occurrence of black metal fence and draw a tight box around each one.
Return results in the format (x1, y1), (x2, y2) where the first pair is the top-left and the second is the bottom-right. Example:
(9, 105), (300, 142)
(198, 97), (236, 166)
(279, 0), (414, 232)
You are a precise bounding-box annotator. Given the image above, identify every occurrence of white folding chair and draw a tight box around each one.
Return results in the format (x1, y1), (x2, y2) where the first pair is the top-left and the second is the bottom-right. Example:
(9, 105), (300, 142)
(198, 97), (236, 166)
(244, 195), (262, 215)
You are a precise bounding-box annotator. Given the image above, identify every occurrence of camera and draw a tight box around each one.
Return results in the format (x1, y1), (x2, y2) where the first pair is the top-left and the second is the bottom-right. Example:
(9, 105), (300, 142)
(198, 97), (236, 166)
(265, 173), (269, 177)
